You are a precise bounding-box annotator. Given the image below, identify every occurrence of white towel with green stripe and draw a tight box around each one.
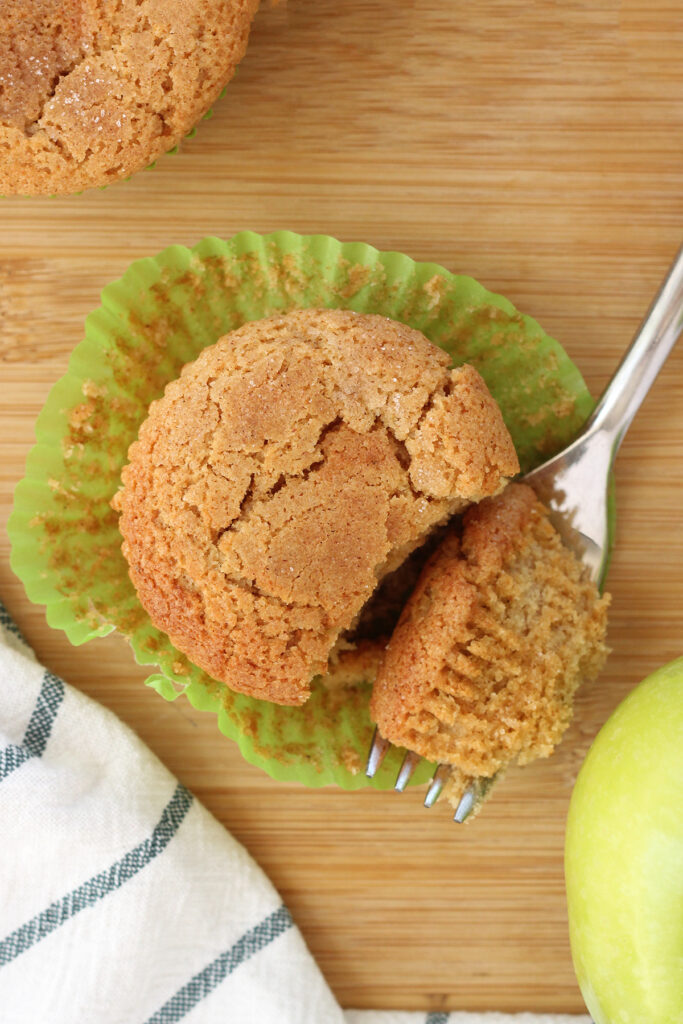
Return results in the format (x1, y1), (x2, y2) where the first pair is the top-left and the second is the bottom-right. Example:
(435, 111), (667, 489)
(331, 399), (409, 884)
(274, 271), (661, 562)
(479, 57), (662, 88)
(0, 604), (590, 1024)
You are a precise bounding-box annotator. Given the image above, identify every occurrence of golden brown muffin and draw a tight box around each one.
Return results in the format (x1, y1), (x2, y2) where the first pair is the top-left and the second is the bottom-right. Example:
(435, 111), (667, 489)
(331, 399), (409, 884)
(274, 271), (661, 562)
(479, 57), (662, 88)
(114, 309), (519, 705)
(370, 483), (609, 778)
(0, 0), (258, 195)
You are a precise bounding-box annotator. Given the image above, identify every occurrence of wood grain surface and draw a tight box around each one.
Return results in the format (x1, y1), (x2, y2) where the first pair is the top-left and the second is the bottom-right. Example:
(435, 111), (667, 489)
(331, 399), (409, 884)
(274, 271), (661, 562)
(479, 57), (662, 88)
(2, 0), (683, 1013)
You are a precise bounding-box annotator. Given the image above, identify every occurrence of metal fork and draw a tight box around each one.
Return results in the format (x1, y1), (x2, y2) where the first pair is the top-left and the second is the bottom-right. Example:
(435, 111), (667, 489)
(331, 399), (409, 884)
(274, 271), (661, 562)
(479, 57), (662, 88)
(366, 246), (683, 820)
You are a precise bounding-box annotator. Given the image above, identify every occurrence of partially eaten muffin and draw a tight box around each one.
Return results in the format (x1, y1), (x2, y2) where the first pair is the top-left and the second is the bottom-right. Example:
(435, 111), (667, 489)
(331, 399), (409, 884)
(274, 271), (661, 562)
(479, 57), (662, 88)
(114, 309), (519, 705)
(370, 483), (609, 791)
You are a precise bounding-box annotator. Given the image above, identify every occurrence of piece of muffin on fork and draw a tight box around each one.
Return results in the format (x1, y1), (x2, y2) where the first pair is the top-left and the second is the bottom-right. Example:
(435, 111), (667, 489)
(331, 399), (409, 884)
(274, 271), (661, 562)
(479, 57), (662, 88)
(369, 483), (610, 819)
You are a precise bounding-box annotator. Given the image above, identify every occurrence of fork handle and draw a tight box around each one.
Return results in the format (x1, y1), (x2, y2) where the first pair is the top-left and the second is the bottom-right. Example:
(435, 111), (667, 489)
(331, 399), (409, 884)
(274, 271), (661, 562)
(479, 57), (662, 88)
(586, 245), (683, 448)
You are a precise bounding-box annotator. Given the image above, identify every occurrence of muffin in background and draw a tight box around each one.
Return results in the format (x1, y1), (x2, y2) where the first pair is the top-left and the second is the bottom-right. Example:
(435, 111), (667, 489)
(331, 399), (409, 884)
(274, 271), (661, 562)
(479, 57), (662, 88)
(0, 0), (259, 195)
(113, 309), (520, 706)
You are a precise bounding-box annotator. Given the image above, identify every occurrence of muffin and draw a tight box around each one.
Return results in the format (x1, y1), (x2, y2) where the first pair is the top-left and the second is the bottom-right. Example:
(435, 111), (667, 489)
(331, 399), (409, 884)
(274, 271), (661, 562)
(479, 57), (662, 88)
(0, 0), (258, 195)
(370, 483), (609, 781)
(113, 309), (520, 705)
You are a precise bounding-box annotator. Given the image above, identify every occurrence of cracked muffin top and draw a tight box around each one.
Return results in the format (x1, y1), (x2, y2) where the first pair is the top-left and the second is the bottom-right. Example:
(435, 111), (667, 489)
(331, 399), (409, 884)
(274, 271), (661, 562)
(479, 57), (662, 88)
(370, 483), (609, 778)
(113, 309), (519, 705)
(0, 0), (258, 195)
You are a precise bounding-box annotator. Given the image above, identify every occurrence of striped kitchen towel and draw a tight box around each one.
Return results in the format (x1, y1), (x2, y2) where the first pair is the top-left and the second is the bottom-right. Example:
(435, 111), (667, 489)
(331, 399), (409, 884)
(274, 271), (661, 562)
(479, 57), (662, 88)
(0, 603), (590, 1024)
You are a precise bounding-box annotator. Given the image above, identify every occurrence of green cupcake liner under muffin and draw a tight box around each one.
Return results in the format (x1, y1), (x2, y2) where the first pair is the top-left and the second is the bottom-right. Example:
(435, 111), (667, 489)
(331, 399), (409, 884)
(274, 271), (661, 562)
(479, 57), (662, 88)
(8, 230), (597, 789)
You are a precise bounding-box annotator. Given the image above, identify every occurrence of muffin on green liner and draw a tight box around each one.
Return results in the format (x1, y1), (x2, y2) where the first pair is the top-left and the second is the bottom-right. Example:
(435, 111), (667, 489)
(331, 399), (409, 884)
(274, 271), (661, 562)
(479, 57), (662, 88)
(9, 230), (597, 790)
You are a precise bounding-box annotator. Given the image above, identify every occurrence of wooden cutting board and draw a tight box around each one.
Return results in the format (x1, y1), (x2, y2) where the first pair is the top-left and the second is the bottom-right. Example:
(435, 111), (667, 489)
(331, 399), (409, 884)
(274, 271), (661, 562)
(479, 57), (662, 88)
(2, 0), (682, 1012)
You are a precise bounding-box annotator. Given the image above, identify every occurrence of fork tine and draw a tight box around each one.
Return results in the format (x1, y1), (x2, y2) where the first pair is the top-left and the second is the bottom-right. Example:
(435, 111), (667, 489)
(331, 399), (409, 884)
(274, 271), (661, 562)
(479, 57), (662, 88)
(394, 750), (421, 791)
(365, 728), (390, 778)
(424, 764), (449, 807)
(454, 775), (497, 823)
(453, 782), (477, 823)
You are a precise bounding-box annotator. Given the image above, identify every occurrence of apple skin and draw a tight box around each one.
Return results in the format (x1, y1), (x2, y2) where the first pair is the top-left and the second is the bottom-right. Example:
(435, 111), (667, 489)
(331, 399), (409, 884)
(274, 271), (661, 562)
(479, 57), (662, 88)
(565, 657), (683, 1024)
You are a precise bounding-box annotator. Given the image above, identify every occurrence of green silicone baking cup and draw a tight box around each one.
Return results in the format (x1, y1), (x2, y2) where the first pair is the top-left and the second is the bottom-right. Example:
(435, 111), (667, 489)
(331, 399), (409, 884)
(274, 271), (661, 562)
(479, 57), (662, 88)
(8, 230), (597, 789)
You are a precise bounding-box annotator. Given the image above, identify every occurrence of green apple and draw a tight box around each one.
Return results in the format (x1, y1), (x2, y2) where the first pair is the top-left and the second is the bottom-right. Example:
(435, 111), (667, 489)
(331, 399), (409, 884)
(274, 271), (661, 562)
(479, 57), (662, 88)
(565, 657), (683, 1024)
